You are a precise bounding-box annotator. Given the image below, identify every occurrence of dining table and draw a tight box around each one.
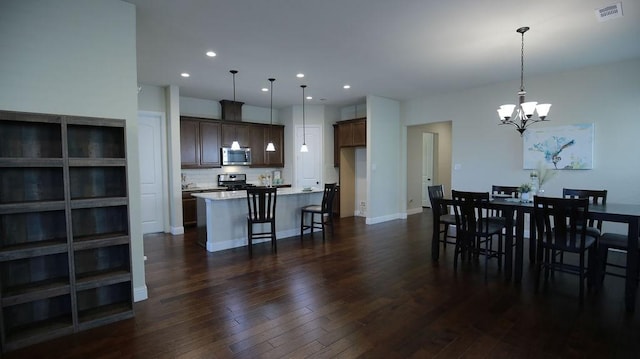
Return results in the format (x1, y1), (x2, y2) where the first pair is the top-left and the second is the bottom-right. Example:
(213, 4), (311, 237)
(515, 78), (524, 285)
(432, 196), (640, 312)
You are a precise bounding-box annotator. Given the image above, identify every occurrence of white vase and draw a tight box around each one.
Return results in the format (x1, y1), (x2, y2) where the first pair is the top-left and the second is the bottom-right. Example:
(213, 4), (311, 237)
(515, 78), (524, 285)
(521, 192), (530, 202)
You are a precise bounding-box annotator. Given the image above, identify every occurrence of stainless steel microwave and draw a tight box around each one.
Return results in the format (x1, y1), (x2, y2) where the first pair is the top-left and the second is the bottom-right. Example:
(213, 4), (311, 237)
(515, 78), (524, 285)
(221, 147), (252, 166)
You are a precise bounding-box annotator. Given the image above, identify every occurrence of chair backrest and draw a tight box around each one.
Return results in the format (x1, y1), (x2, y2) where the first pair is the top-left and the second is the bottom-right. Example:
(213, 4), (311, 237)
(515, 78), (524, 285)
(534, 196), (590, 250)
(247, 187), (277, 222)
(492, 185), (520, 198)
(562, 188), (607, 230)
(321, 183), (338, 213)
(451, 190), (491, 236)
(427, 185), (448, 218)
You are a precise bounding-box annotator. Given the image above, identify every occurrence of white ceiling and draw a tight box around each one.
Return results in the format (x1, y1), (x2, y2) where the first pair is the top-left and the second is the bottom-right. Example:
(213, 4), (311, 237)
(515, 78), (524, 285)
(125, 0), (640, 109)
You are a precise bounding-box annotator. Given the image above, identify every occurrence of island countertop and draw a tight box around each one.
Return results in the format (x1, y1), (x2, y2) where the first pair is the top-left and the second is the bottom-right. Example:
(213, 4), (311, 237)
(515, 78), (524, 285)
(193, 187), (324, 252)
(192, 187), (322, 200)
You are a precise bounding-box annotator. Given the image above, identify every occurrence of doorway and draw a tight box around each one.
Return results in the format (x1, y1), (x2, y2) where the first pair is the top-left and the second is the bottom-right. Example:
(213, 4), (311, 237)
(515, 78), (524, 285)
(422, 132), (435, 207)
(295, 124), (322, 188)
(138, 111), (167, 234)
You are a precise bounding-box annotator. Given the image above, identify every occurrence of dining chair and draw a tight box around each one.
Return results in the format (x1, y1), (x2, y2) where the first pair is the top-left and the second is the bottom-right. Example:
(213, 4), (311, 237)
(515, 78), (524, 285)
(596, 231), (640, 287)
(491, 185), (520, 198)
(300, 183), (338, 242)
(489, 185), (520, 228)
(427, 185), (456, 251)
(246, 187), (277, 257)
(451, 190), (506, 280)
(533, 196), (597, 304)
(562, 188), (607, 238)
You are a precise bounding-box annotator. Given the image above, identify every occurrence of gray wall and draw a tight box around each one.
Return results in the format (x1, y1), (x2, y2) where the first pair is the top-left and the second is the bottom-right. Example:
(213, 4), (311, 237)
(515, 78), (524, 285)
(0, 0), (146, 300)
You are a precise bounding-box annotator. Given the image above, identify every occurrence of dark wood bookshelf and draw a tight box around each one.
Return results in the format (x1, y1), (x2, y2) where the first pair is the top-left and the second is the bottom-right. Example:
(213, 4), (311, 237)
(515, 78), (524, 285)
(0, 110), (132, 352)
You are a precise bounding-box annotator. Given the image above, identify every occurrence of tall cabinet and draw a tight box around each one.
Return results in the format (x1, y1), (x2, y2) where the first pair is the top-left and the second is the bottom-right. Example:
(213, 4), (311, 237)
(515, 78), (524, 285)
(0, 111), (132, 352)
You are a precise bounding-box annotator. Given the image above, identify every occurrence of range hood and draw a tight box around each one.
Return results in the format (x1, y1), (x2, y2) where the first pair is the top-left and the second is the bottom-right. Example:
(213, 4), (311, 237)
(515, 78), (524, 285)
(220, 100), (243, 121)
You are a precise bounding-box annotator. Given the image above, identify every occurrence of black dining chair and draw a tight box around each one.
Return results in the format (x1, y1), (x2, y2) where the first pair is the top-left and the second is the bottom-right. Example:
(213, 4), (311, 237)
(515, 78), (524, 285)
(246, 187), (277, 257)
(596, 231), (640, 287)
(451, 190), (506, 280)
(562, 188), (607, 238)
(533, 196), (597, 304)
(427, 185), (456, 252)
(300, 183), (338, 242)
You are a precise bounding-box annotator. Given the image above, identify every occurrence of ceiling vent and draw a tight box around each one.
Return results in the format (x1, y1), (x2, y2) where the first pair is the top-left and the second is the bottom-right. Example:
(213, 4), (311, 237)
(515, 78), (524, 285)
(595, 2), (623, 22)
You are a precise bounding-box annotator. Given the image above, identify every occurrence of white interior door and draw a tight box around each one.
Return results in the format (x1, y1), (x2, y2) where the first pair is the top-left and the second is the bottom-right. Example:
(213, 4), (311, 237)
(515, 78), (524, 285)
(138, 112), (165, 234)
(295, 125), (321, 188)
(422, 132), (434, 207)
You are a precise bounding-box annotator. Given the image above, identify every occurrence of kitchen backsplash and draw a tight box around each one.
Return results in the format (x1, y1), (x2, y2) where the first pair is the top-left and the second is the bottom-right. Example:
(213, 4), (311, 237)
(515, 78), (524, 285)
(182, 167), (290, 186)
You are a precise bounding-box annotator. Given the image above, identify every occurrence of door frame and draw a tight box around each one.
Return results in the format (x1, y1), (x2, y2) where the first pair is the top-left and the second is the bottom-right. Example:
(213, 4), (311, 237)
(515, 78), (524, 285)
(138, 111), (170, 233)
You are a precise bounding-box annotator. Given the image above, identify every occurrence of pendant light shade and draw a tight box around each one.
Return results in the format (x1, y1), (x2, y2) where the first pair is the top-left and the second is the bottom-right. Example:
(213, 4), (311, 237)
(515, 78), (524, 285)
(266, 78), (276, 152)
(229, 70), (241, 150)
(300, 85), (308, 153)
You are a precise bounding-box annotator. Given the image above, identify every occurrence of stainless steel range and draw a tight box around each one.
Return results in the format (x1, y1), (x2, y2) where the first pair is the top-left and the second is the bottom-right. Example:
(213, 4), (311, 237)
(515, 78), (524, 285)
(217, 173), (256, 191)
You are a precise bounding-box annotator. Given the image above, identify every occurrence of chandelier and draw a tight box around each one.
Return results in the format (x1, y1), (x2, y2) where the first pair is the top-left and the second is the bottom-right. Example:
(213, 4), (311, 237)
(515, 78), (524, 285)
(497, 26), (551, 136)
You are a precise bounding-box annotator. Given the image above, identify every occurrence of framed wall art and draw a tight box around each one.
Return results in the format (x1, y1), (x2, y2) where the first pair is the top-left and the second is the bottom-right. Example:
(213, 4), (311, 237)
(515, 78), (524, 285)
(523, 124), (594, 170)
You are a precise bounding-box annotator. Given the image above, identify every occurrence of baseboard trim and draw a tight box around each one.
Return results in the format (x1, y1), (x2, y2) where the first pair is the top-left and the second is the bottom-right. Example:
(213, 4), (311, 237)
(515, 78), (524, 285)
(133, 285), (148, 302)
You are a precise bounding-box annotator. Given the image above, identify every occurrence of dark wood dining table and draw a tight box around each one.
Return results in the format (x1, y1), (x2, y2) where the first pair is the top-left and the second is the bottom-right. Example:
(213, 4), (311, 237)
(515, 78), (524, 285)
(431, 197), (640, 312)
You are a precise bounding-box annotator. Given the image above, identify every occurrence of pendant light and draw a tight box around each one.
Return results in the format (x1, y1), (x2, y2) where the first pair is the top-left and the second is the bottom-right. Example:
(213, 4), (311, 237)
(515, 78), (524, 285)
(265, 78), (276, 152)
(229, 70), (241, 150)
(300, 85), (308, 153)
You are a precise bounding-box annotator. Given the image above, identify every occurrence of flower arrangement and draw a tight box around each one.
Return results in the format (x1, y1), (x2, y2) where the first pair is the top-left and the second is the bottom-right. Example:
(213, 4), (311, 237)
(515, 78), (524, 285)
(530, 162), (556, 187)
(519, 183), (532, 193)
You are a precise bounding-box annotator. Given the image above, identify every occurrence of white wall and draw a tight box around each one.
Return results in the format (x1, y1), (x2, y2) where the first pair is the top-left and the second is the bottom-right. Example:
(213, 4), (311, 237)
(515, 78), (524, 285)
(366, 95), (402, 223)
(403, 59), (640, 206)
(0, 0), (146, 300)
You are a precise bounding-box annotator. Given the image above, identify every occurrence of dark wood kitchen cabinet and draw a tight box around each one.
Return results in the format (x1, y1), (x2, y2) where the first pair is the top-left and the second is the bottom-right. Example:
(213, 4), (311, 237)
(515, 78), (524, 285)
(337, 118), (366, 147)
(246, 124), (284, 168)
(0, 110), (132, 352)
(333, 124), (340, 167)
(221, 123), (249, 148)
(182, 191), (197, 227)
(180, 117), (221, 168)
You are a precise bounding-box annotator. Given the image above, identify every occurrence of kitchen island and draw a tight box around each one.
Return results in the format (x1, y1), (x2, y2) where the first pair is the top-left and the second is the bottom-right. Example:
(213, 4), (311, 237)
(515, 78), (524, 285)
(192, 187), (323, 252)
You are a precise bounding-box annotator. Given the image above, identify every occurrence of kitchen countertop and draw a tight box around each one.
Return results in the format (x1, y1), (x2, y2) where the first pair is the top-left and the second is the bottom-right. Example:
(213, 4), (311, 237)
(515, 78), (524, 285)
(182, 183), (292, 192)
(192, 187), (321, 200)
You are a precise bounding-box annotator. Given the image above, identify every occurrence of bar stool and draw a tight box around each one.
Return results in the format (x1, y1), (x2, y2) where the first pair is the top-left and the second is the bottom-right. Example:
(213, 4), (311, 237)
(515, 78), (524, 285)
(246, 187), (277, 257)
(300, 183), (338, 241)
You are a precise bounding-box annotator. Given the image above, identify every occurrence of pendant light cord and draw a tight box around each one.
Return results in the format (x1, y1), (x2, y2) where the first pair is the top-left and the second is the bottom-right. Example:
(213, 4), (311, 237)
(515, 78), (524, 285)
(301, 85), (306, 144)
(269, 78), (275, 140)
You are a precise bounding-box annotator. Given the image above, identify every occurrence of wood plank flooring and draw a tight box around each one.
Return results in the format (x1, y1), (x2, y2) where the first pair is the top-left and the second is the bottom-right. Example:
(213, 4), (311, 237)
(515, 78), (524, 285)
(4, 211), (640, 358)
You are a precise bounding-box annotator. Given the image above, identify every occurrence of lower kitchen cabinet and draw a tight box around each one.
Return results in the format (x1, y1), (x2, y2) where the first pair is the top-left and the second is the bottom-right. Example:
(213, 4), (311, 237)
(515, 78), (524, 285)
(182, 191), (197, 227)
(0, 110), (132, 352)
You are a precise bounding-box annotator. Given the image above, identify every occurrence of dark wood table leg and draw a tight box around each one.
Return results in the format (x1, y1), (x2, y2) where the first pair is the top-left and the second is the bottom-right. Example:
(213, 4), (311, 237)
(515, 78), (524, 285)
(528, 211), (536, 263)
(504, 207), (515, 281)
(514, 209), (525, 283)
(625, 217), (639, 312)
(431, 219), (441, 261)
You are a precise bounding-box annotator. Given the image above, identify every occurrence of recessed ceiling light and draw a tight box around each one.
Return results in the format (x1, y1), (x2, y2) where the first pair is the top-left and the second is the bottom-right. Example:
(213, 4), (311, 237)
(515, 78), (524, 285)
(181, 72), (190, 78)
(261, 88), (269, 92)
(296, 73), (305, 78)
(343, 84), (351, 89)
(306, 96), (312, 100)
(206, 51), (216, 57)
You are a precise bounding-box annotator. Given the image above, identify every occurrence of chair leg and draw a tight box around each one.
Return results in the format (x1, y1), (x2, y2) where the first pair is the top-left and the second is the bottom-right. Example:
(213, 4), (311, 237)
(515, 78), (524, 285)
(247, 222), (252, 258)
(300, 211), (304, 241)
(272, 224), (277, 254)
(321, 214), (326, 242)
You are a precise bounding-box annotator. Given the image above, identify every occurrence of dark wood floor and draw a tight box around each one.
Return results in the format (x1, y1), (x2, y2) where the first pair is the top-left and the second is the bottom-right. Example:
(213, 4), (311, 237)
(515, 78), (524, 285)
(4, 211), (640, 358)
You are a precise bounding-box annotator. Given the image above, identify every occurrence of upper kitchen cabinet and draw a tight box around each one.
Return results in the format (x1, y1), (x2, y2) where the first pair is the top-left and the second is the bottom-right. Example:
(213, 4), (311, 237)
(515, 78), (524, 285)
(336, 118), (366, 148)
(180, 117), (221, 169)
(264, 125), (284, 168)
(248, 124), (284, 168)
(221, 123), (249, 148)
